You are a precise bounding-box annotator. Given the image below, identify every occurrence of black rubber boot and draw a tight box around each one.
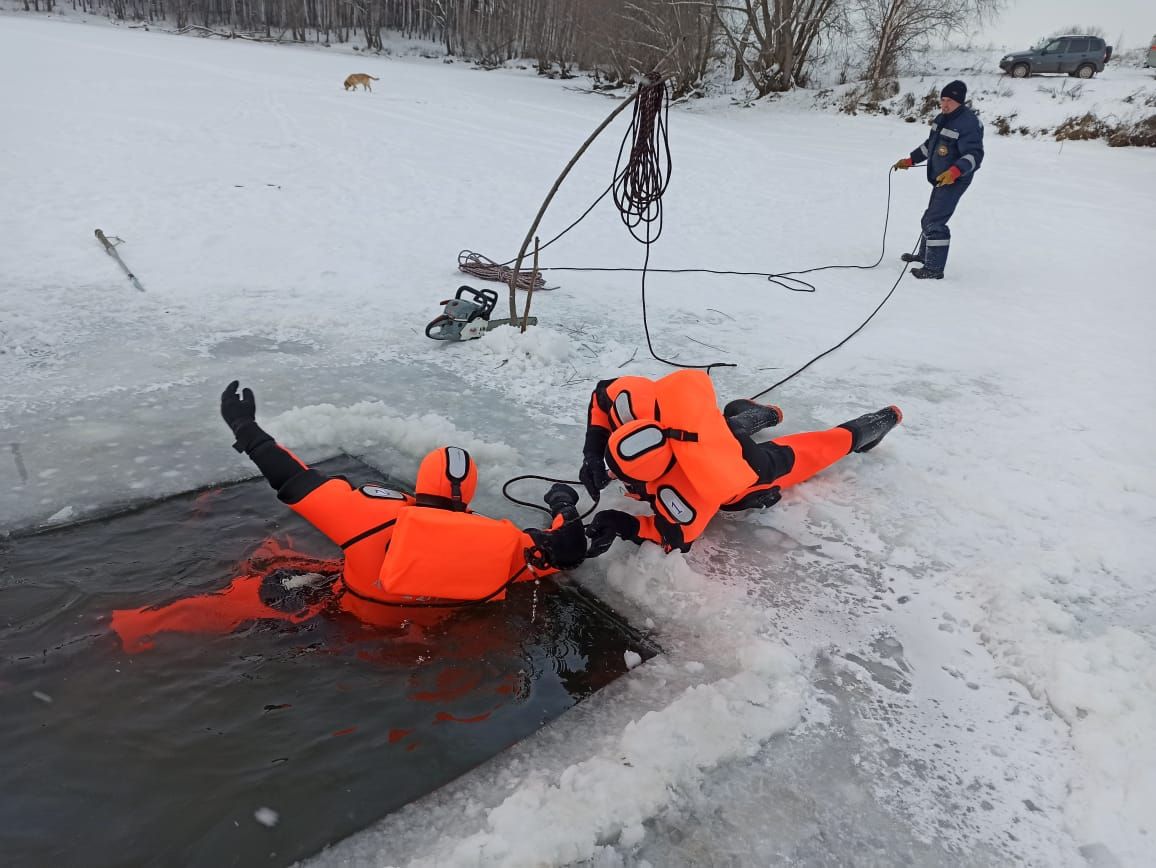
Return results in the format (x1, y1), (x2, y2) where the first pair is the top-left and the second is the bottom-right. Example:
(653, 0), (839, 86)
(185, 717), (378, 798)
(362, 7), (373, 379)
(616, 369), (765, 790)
(839, 406), (903, 453)
(900, 252), (924, 263)
(724, 399), (783, 437)
(910, 267), (944, 280)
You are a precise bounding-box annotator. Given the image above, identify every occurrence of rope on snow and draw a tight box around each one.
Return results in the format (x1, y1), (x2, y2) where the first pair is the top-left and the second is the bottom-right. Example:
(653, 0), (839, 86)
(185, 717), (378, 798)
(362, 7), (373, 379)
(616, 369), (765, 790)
(457, 250), (548, 292)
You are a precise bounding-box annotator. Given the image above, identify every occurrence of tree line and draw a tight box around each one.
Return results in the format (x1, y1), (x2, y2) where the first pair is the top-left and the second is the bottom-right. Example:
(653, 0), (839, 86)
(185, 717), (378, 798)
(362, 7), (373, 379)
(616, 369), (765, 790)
(46, 0), (1002, 95)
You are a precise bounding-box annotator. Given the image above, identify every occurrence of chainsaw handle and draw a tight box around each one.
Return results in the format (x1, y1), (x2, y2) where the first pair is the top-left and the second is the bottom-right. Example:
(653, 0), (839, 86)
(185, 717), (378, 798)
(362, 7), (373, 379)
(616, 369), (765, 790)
(425, 314), (454, 340)
(455, 285), (499, 318)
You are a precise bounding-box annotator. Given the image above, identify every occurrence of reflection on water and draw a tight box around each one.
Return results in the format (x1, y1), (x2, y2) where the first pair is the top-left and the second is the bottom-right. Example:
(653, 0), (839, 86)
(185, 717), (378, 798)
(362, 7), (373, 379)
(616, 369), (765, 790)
(0, 458), (657, 868)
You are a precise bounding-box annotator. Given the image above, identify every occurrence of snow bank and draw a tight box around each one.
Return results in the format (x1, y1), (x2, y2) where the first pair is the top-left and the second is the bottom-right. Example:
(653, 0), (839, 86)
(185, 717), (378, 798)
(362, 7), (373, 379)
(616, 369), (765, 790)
(420, 661), (802, 867)
(269, 402), (520, 470)
(461, 323), (573, 368)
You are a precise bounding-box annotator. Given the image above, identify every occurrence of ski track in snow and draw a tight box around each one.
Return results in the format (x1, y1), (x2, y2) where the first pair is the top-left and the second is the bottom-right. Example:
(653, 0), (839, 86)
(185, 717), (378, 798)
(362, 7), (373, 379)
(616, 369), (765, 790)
(1, 10), (1154, 868)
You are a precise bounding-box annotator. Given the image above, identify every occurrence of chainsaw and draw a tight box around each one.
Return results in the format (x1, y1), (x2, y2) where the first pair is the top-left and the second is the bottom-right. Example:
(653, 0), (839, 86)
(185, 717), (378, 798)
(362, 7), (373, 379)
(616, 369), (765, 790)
(425, 285), (537, 341)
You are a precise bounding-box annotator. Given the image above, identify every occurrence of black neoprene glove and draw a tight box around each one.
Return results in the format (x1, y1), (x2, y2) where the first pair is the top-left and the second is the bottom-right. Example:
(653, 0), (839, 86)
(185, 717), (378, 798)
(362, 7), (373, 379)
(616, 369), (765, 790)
(221, 380), (256, 433)
(585, 509), (640, 558)
(579, 456), (610, 501)
(221, 380), (271, 454)
(579, 428), (611, 501)
(527, 520), (587, 570)
(544, 483), (580, 516)
(523, 483), (585, 570)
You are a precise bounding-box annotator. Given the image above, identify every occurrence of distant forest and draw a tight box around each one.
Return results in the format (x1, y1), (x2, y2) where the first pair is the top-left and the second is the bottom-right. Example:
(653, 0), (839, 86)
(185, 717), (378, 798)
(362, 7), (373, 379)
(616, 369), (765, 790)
(31, 0), (1002, 96)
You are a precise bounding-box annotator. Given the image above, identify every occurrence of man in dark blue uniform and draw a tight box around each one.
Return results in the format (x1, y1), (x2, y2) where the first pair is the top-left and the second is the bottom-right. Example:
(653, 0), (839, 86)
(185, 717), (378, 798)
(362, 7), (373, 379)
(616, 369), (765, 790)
(893, 80), (984, 280)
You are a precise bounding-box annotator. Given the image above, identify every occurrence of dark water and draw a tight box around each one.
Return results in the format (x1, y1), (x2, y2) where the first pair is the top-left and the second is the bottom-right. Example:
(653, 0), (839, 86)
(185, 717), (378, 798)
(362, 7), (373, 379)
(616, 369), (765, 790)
(0, 458), (657, 867)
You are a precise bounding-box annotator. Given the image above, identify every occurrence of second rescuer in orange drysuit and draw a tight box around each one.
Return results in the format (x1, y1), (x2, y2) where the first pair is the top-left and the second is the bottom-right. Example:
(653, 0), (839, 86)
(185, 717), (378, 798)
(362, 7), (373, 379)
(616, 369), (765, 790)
(220, 381), (586, 619)
(578, 371), (902, 555)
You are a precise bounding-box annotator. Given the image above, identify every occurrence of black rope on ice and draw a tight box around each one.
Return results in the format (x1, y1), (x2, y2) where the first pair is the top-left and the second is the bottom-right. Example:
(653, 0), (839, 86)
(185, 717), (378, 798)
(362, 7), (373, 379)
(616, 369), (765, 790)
(749, 220), (918, 399)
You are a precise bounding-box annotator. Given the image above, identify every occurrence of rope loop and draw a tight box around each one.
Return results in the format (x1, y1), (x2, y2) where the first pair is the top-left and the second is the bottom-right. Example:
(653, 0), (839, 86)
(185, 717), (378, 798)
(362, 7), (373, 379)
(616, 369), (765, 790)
(501, 474), (599, 521)
(458, 250), (547, 291)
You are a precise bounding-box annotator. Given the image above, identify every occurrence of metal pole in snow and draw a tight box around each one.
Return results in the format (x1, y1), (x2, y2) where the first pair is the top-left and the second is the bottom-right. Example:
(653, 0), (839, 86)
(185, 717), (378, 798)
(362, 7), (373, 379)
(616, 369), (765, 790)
(94, 229), (145, 292)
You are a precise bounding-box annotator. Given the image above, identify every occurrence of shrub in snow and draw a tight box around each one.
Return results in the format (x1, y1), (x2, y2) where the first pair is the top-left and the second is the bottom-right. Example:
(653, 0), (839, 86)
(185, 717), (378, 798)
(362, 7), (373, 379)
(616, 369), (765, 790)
(1055, 112), (1156, 147)
(1107, 115), (1156, 147)
(1056, 113), (1111, 141)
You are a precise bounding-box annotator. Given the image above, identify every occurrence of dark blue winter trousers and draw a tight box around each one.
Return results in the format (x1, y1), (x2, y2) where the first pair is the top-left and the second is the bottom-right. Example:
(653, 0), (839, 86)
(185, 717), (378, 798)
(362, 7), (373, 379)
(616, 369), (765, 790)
(919, 178), (971, 273)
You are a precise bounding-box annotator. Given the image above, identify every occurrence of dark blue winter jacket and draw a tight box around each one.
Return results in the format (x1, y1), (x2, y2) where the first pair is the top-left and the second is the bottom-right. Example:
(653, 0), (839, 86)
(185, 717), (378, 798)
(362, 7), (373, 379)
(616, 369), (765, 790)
(910, 105), (985, 184)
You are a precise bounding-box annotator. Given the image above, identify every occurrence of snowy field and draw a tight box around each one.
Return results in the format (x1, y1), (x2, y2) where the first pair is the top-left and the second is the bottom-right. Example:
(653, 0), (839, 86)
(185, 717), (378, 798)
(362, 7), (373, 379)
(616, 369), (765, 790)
(2, 12), (1155, 868)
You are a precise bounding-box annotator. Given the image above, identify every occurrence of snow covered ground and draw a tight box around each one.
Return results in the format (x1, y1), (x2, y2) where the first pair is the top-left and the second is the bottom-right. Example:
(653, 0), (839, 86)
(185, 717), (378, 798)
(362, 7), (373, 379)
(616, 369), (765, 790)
(2, 11), (1155, 868)
(786, 46), (1156, 145)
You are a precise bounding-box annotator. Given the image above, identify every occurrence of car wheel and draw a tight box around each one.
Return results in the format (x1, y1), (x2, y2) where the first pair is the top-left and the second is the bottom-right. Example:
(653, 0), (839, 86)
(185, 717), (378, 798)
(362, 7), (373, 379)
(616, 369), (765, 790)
(1076, 64), (1095, 79)
(1011, 63), (1030, 79)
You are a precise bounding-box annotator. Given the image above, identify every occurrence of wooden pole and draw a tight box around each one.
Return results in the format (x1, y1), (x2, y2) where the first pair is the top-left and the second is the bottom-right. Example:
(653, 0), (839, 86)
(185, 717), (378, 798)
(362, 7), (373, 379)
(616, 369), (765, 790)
(506, 88), (641, 320)
(520, 236), (541, 333)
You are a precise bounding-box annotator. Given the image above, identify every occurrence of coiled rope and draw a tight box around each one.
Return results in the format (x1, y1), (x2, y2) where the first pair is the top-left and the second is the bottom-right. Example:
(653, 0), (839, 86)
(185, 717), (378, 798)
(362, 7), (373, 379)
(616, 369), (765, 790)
(458, 250), (548, 292)
(612, 80), (671, 244)
(608, 78), (732, 370)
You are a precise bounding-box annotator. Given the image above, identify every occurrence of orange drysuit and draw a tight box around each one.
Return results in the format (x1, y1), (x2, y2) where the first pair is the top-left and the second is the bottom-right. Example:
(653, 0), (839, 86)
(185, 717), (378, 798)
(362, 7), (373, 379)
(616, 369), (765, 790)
(584, 372), (900, 552)
(110, 443), (579, 651)
(111, 379), (591, 653)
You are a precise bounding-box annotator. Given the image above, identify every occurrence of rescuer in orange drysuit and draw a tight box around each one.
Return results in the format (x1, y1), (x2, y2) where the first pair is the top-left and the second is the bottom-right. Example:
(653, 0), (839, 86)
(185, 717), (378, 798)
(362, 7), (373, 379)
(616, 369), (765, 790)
(218, 381), (587, 614)
(110, 382), (587, 652)
(108, 379), (587, 651)
(578, 371), (902, 555)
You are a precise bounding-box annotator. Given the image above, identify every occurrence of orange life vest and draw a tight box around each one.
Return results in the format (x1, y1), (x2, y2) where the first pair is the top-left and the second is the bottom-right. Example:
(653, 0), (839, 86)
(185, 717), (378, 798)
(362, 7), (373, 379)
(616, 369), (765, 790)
(289, 476), (536, 608)
(653, 370), (756, 504)
(373, 507), (533, 604)
(607, 371), (757, 545)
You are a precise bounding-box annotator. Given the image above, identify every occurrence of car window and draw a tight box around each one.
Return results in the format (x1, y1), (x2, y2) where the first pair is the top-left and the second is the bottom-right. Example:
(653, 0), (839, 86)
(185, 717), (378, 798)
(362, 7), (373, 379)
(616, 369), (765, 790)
(1044, 39), (1066, 52)
(1067, 38), (1089, 53)
(1089, 37), (1103, 49)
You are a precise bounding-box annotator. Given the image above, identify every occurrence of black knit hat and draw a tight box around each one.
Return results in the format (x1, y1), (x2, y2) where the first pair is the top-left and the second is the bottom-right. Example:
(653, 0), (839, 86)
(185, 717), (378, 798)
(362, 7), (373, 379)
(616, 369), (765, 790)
(940, 80), (967, 104)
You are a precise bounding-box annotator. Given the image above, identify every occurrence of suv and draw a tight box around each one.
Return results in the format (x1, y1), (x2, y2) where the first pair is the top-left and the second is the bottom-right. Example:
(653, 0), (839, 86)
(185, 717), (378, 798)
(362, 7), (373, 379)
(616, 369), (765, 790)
(1000, 35), (1112, 79)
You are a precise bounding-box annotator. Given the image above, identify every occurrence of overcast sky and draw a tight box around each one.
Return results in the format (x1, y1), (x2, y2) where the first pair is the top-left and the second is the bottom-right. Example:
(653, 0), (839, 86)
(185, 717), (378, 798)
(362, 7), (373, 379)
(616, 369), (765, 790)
(977, 0), (1153, 51)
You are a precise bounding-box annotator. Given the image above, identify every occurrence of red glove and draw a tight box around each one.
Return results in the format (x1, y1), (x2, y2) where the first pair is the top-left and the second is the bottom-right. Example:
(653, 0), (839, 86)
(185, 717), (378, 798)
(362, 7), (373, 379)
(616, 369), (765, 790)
(893, 158), (913, 170)
(936, 166), (962, 186)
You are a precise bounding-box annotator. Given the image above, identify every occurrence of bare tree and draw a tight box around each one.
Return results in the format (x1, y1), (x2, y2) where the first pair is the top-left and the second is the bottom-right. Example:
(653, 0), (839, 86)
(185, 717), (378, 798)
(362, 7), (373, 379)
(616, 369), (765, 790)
(562, 0), (717, 95)
(714, 0), (847, 95)
(857, 0), (1004, 88)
